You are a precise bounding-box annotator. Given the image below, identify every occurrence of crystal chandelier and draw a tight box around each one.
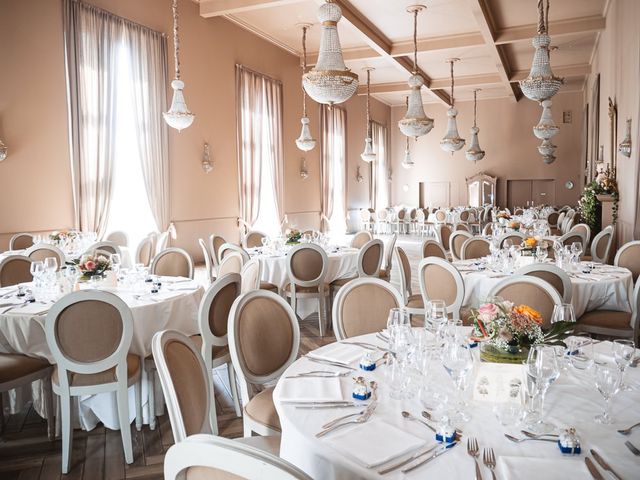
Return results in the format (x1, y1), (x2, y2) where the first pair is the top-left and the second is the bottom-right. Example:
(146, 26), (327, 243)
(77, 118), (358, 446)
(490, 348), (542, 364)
(296, 25), (316, 152)
(402, 136), (414, 169)
(361, 68), (376, 162)
(440, 58), (465, 153)
(163, 0), (194, 131)
(618, 119), (632, 157)
(302, 1), (358, 105)
(465, 89), (485, 162)
(533, 100), (559, 140)
(398, 5), (434, 139)
(519, 0), (564, 102)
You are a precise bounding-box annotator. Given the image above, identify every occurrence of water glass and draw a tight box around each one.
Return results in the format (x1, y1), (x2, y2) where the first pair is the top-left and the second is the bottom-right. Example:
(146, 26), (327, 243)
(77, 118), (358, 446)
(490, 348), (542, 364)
(613, 339), (635, 391)
(594, 362), (622, 424)
(571, 241), (583, 259)
(551, 304), (576, 325)
(535, 245), (548, 263)
(110, 253), (122, 276)
(523, 344), (560, 433)
(566, 334), (594, 370)
(44, 257), (58, 274)
(442, 343), (474, 422)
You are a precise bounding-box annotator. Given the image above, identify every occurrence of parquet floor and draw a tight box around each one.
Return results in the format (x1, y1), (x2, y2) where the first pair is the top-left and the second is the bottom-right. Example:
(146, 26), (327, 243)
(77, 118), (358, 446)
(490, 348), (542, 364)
(0, 234), (424, 479)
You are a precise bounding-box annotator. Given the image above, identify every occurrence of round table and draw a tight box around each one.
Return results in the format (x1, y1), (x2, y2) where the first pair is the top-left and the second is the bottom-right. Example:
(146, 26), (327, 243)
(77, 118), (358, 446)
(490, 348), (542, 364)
(0, 245), (134, 269)
(274, 332), (640, 479)
(455, 259), (633, 318)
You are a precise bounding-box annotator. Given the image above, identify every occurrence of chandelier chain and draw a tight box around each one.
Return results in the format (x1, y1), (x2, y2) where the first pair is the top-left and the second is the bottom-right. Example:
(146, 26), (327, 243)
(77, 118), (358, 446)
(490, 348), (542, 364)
(171, 0), (180, 79)
(537, 0), (552, 35)
(449, 60), (455, 107)
(473, 90), (477, 128)
(405, 96), (410, 148)
(413, 9), (418, 73)
(366, 69), (371, 137)
(301, 25), (308, 117)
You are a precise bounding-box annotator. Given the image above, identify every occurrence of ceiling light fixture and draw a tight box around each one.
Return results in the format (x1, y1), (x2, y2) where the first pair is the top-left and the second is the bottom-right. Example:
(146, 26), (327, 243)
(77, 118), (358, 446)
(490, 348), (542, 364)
(401, 97), (415, 169)
(361, 67), (376, 163)
(0, 139), (6, 162)
(465, 89), (485, 162)
(618, 118), (632, 157)
(398, 4), (434, 139)
(163, 0), (194, 131)
(440, 58), (465, 153)
(296, 24), (317, 152)
(302, 0), (358, 105)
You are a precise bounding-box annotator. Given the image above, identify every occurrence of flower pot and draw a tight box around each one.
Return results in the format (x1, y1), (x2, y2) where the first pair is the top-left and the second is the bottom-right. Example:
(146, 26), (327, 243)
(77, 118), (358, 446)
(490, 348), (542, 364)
(480, 342), (529, 364)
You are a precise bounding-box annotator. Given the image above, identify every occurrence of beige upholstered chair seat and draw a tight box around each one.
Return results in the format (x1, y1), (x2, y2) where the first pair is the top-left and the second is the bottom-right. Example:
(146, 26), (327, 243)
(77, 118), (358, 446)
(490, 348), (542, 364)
(407, 294), (423, 309)
(244, 387), (281, 432)
(52, 354), (140, 387)
(283, 282), (331, 294)
(578, 310), (632, 331)
(0, 354), (50, 383)
(190, 335), (230, 361)
(330, 276), (357, 287)
(235, 435), (281, 456)
(260, 281), (278, 292)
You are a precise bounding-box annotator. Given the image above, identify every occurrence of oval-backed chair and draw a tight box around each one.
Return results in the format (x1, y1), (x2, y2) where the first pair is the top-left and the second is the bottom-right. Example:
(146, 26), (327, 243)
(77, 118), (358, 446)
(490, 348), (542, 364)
(614, 240), (640, 282)
(449, 231), (473, 261)
(0, 255), (33, 287)
(421, 239), (447, 260)
(515, 263), (572, 303)
(460, 237), (491, 260)
(418, 257), (465, 320)
(9, 233), (34, 251)
(350, 230), (372, 249)
(150, 248), (194, 279)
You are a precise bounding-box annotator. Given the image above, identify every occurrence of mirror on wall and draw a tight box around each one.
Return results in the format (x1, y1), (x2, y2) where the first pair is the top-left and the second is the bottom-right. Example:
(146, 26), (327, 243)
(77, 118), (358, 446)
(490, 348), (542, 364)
(466, 172), (497, 207)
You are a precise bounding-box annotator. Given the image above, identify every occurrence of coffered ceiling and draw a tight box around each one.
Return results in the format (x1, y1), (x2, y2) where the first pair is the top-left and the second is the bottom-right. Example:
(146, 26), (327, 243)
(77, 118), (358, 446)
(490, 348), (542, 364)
(197, 0), (608, 106)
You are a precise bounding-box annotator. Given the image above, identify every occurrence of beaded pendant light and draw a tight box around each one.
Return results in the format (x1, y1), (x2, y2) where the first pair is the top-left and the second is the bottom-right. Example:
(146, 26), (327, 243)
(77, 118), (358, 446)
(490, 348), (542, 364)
(302, 0), (358, 105)
(440, 58), (465, 153)
(163, 0), (194, 131)
(465, 89), (485, 162)
(519, 0), (564, 102)
(398, 5), (434, 139)
(360, 68), (376, 162)
(296, 24), (316, 152)
(401, 97), (415, 169)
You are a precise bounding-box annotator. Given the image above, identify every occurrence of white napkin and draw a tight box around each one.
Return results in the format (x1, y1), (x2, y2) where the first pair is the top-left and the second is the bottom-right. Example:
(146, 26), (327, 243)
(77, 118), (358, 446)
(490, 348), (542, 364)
(325, 419), (428, 468)
(498, 456), (589, 480)
(11, 302), (51, 315)
(308, 343), (364, 365)
(278, 377), (343, 403)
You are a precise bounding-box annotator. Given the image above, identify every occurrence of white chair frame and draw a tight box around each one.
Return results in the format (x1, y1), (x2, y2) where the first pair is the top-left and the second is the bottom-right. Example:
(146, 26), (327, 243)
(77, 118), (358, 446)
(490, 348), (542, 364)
(155, 231), (170, 255)
(243, 230), (268, 249)
(357, 239), (384, 278)
(460, 237), (491, 260)
(418, 257), (465, 319)
(105, 230), (129, 248)
(198, 238), (214, 284)
(590, 225), (614, 264)
(350, 230), (373, 249)
(449, 230), (473, 261)
(83, 241), (122, 258)
(150, 247), (194, 279)
(569, 223), (591, 247)
(394, 246), (423, 316)
(0, 255), (33, 287)
(135, 235), (155, 267)
(498, 232), (526, 248)
(9, 232), (33, 250)
(381, 233), (398, 274)
(25, 244), (66, 267)
(208, 235), (226, 273)
(240, 258), (262, 293)
(515, 263), (573, 303)
(218, 251), (245, 276)
(421, 238), (447, 259)
(219, 243), (250, 263)
(614, 240), (640, 270)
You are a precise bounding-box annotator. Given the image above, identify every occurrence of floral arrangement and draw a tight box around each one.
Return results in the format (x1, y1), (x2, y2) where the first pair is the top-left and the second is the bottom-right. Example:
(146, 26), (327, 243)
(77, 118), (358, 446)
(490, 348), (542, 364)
(496, 211), (511, 220)
(522, 237), (538, 249)
(49, 230), (79, 244)
(285, 229), (302, 244)
(508, 220), (521, 230)
(73, 254), (111, 278)
(578, 166), (619, 233)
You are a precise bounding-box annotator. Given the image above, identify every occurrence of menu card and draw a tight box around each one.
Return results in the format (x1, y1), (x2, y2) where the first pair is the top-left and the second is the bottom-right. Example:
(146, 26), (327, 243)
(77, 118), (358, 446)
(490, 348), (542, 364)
(473, 363), (524, 404)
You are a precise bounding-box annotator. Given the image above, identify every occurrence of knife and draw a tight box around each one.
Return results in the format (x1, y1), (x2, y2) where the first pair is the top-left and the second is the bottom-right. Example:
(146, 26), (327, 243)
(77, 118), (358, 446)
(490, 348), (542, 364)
(401, 441), (458, 473)
(585, 457), (605, 480)
(376, 444), (439, 475)
(590, 449), (624, 480)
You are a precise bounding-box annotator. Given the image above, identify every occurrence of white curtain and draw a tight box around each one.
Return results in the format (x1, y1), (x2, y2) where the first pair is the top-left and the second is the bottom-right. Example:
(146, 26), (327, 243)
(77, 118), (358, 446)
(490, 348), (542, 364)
(371, 121), (389, 210)
(236, 65), (284, 235)
(320, 106), (347, 234)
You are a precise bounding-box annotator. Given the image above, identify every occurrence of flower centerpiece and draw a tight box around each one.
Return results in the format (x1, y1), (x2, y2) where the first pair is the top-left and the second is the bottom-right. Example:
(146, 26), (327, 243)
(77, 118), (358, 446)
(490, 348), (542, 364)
(508, 220), (521, 231)
(49, 230), (79, 246)
(285, 229), (302, 245)
(496, 211), (511, 224)
(72, 254), (111, 280)
(471, 297), (573, 363)
(520, 237), (549, 256)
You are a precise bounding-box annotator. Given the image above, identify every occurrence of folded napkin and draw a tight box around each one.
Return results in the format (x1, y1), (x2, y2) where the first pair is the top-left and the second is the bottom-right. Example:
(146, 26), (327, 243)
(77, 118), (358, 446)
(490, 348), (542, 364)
(308, 342), (365, 365)
(278, 377), (344, 403)
(10, 302), (51, 315)
(497, 456), (589, 480)
(325, 419), (428, 468)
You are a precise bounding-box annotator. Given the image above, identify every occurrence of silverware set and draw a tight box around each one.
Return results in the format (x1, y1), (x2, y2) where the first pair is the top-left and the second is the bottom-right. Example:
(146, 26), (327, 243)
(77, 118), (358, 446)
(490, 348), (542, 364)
(315, 382), (377, 437)
(285, 370), (349, 379)
(303, 355), (356, 371)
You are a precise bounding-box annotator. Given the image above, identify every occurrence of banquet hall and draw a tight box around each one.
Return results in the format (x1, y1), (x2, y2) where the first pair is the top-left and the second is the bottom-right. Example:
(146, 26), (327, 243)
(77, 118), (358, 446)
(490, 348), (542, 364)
(1, 0), (639, 478)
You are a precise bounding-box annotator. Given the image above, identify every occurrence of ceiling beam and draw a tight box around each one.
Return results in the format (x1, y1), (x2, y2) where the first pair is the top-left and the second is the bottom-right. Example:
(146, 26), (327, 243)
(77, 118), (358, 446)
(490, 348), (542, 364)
(199, 0), (306, 17)
(494, 15), (605, 45)
(466, 0), (520, 102)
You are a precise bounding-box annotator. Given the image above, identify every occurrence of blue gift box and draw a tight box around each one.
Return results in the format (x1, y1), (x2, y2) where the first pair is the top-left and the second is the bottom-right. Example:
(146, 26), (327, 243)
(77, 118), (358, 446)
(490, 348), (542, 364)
(352, 391), (371, 401)
(359, 362), (376, 371)
(435, 432), (456, 443)
(557, 440), (581, 455)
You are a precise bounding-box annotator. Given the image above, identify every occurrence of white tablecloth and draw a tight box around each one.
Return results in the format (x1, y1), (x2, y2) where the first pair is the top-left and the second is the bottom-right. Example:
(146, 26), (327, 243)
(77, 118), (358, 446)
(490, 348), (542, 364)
(455, 260), (633, 318)
(0, 278), (203, 430)
(274, 332), (640, 479)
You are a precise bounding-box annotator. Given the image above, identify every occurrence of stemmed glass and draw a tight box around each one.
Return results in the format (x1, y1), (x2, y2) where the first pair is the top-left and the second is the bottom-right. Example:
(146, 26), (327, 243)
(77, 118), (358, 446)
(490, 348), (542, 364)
(523, 344), (560, 433)
(535, 245), (548, 263)
(30, 261), (45, 285)
(551, 304), (576, 325)
(442, 342), (474, 422)
(65, 265), (80, 292)
(44, 257), (58, 275)
(565, 333), (594, 371)
(594, 362), (622, 424)
(110, 254), (122, 278)
(612, 339), (635, 391)
(571, 241), (583, 260)
(425, 300), (447, 341)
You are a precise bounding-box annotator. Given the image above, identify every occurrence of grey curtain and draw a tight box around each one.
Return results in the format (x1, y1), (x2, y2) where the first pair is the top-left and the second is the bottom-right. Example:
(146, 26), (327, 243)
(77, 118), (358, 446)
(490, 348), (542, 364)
(320, 105), (347, 233)
(371, 121), (389, 210)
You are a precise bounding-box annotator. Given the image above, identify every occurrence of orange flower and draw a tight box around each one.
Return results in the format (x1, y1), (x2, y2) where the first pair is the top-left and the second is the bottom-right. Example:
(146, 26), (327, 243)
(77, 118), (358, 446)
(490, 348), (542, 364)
(524, 237), (537, 248)
(513, 305), (543, 324)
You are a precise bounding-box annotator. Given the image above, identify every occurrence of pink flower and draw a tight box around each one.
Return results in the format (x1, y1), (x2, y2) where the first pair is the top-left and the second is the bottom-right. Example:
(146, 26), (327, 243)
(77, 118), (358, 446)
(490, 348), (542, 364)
(478, 303), (499, 319)
(84, 260), (96, 271)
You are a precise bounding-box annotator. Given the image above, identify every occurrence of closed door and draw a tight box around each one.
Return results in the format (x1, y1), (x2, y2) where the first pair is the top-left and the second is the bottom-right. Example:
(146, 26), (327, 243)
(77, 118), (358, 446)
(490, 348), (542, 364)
(507, 180), (532, 211)
(532, 180), (555, 206)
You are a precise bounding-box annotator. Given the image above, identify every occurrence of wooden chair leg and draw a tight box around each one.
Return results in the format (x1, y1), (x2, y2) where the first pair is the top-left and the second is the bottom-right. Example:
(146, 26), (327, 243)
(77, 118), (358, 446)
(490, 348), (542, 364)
(134, 376), (142, 432)
(148, 368), (157, 430)
(116, 384), (133, 464)
(60, 392), (72, 474)
(43, 376), (55, 441)
(228, 364), (242, 418)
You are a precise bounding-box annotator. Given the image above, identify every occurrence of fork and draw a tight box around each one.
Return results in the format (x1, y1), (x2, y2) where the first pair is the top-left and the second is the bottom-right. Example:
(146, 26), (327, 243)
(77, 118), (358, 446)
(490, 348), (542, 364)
(321, 410), (365, 429)
(483, 448), (497, 480)
(504, 433), (556, 443)
(467, 437), (483, 480)
(315, 401), (376, 437)
(625, 440), (640, 456)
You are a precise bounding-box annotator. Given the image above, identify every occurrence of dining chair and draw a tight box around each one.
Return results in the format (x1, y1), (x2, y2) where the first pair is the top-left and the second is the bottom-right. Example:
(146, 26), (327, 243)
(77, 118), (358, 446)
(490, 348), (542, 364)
(514, 208), (524, 216)
(394, 246), (423, 317)
(331, 239), (383, 295)
(26, 244), (65, 267)
(434, 209), (447, 223)
(376, 209), (389, 234)
(553, 212), (566, 235)
(614, 240), (640, 281)
(393, 209), (406, 234)
(0, 255), (33, 287)
(360, 209), (373, 233)
(9, 233), (34, 250)
(150, 247), (194, 279)
(547, 211), (560, 229)
(198, 238), (215, 284)
(228, 290), (300, 437)
(515, 263), (573, 303)
(498, 232), (525, 248)
(481, 223), (493, 237)
(84, 241), (122, 258)
(45, 290), (142, 473)
(487, 276), (563, 328)
(105, 231), (129, 248)
(449, 231), (473, 261)
(350, 230), (372, 249)
(241, 258), (261, 293)
(557, 232), (586, 256)
(568, 223), (591, 247)
(332, 278), (403, 341)
(454, 223), (470, 232)
(208, 235), (227, 274)
(418, 257), (465, 320)
(135, 235), (155, 267)
(415, 209), (426, 236)
(461, 237), (491, 260)
(164, 434), (311, 480)
(244, 231), (267, 249)
(563, 217), (575, 235)
(284, 243), (329, 336)
(421, 238), (447, 260)
(0, 353), (54, 440)
(576, 276), (640, 342)
(219, 243), (250, 263)
(378, 233), (398, 281)
(218, 252), (245, 276)
(587, 225), (615, 264)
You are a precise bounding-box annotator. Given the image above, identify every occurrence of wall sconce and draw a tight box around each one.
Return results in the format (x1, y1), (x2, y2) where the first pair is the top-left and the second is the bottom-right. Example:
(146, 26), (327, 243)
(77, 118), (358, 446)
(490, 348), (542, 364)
(202, 142), (213, 173)
(0, 139), (7, 162)
(355, 166), (364, 183)
(597, 145), (604, 164)
(619, 118), (632, 157)
(300, 158), (309, 179)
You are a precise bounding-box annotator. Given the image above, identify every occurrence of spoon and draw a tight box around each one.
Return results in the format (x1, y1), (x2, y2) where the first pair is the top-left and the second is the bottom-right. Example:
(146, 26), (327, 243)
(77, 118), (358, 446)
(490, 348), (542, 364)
(369, 381), (378, 401)
(376, 352), (390, 366)
(617, 421), (640, 435)
(402, 411), (436, 432)
(521, 430), (558, 439)
(504, 433), (556, 443)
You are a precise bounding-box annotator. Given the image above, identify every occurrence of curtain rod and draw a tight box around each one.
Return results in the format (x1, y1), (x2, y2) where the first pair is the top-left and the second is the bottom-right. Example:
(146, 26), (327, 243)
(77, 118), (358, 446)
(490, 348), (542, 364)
(69, 0), (167, 37)
(235, 64), (283, 85)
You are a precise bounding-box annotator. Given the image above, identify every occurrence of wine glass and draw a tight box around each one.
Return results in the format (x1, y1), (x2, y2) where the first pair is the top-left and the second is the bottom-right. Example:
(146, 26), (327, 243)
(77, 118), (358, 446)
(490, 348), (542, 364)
(30, 261), (44, 281)
(566, 334), (594, 370)
(523, 344), (560, 433)
(425, 300), (447, 336)
(612, 339), (635, 391)
(594, 362), (622, 424)
(44, 257), (58, 274)
(110, 253), (122, 277)
(551, 304), (576, 325)
(571, 241), (583, 260)
(65, 265), (79, 290)
(260, 237), (269, 251)
(442, 342), (474, 422)
(535, 245), (548, 263)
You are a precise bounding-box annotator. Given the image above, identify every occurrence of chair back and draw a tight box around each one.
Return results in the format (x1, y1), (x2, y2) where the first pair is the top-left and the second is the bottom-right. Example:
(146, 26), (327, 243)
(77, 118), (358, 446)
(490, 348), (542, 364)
(45, 290), (133, 389)
(199, 273), (242, 346)
(556, 211), (566, 229)
(514, 208), (524, 216)
(547, 211), (560, 227)
(461, 237), (491, 260)
(409, 208), (417, 221)
(152, 331), (213, 443)
(286, 244), (328, 288)
(614, 240), (640, 281)
(569, 223), (591, 247)
(219, 243), (250, 263)
(240, 258), (262, 293)
(397, 209), (406, 221)
(26, 244), (65, 267)
(558, 232), (585, 252)
(84, 241), (122, 258)
(515, 263), (572, 303)
(209, 235), (226, 267)
(105, 231), (129, 247)
(151, 248), (194, 279)
(9, 233), (34, 250)
(198, 239), (214, 283)
(135, 236), (155, 267)
(416, 209), (426, 223)
(164, 434), (312, 480)
(590, 225), (614, 264)
(332, 278), (403, 341)
(360, 209), (371, 222)
(0, 255), (33, 287)
(421, 239), (447, 260)
(218, 252), (244, 276)
(435, 209), (447, 222)
(244, 231), (266, 249)
(454, 223), (470, 232)
(449, 231), (473, 261)
(482, 223), (493, 236)
(418, 257), (464, 318)
(394, 246), (413, 301)
(437, 224), (453, 251)
(488, 276), (563, 328)
(377, 209), (388, 221)
(498, 233), (525, 248)
(459, 210), (470, 222)
(383, 233), (398, 270)
(350, 231), (372, 249)
(357, 239), (383, 277)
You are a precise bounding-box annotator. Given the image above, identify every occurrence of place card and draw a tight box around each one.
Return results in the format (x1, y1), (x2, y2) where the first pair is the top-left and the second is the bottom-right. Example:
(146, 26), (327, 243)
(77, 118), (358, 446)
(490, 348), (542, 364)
(473, 363), (524, 404)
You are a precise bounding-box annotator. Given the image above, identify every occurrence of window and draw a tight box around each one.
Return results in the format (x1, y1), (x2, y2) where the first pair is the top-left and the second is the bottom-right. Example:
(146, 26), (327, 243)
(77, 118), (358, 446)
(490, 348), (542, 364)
(371, 122), (389, 210)
(321, 106), (347, 235)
